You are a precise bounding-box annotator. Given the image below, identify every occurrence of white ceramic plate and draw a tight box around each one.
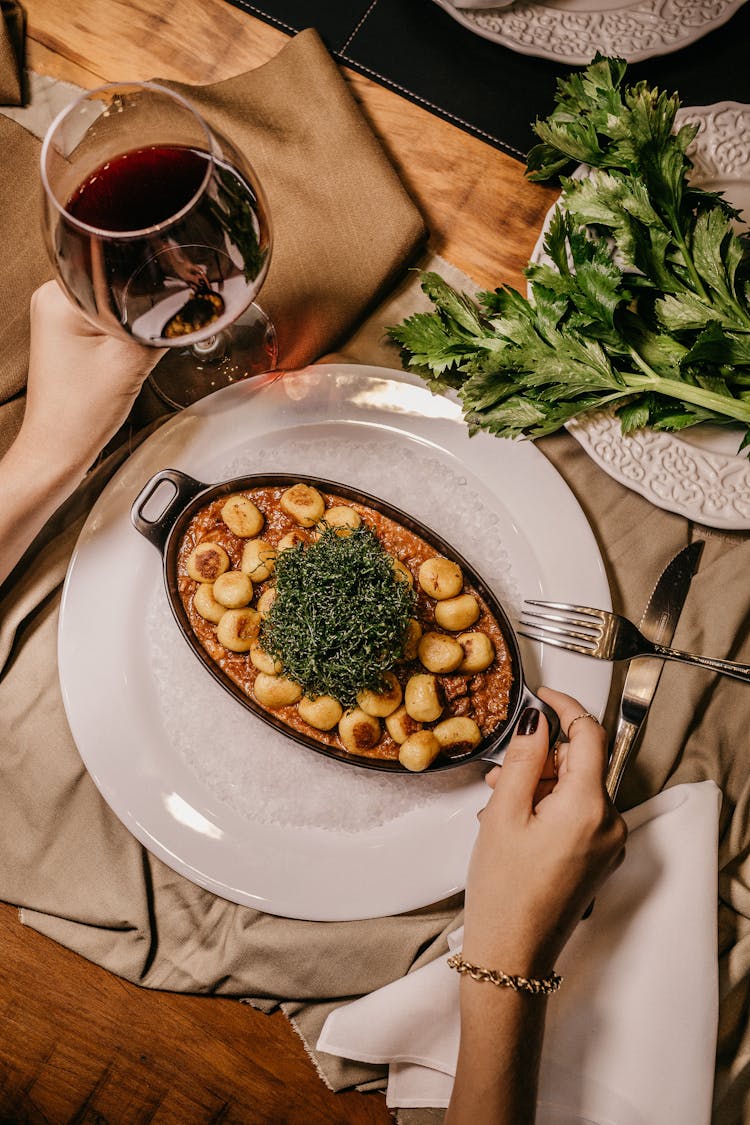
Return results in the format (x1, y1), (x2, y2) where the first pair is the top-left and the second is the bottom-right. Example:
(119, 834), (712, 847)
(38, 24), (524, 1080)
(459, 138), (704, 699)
(530, 103), (750, 530)
(432, 0), (746, 65)
(58, 364), (611, 921)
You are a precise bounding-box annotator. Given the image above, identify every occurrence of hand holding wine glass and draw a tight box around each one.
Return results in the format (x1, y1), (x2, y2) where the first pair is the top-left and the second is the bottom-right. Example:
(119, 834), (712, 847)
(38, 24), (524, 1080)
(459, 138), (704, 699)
(0, 280), (165, 587)
(41, 82), (277, 409)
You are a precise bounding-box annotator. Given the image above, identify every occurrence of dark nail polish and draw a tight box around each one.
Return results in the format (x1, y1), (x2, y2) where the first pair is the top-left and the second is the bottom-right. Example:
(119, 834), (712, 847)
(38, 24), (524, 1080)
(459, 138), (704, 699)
(517, 706), (539, 736)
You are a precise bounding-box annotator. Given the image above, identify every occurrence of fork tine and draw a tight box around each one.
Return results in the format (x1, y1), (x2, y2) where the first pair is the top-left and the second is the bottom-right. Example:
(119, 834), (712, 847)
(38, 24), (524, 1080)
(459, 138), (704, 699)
(524, 599), (605, 621)
(519, 620), (597, 648)
(519, 617), (598, 646)
(517, 628), (596, 657)
(520, 610), (599, 642)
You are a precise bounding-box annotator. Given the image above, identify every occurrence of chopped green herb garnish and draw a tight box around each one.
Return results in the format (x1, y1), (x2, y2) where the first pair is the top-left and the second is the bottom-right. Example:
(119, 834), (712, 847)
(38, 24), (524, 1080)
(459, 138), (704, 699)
(260, 524), (415, 707)
(389, 55), (750, 454)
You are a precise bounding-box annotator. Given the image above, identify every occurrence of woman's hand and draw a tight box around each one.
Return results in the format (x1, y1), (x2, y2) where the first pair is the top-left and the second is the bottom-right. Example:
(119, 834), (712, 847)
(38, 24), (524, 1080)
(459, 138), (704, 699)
(461, 686), (627, 977)
(16, 280), (164, 479)
(447, 688), (626, 1125)
(0, 282), (165, 586)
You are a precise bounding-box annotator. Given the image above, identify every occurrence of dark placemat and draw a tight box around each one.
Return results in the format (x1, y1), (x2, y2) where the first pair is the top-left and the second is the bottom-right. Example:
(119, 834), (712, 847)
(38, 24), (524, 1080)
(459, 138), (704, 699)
(226, 0), (750, 161)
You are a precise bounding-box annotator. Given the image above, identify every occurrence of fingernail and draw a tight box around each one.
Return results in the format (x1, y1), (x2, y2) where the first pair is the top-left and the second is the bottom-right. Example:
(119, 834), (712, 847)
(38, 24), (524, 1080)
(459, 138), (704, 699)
(517, 707), (539, 736)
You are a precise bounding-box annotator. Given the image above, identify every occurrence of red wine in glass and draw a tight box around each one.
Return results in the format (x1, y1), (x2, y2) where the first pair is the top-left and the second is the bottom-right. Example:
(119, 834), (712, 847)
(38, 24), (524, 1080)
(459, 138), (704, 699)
(42, 83), (276, 409)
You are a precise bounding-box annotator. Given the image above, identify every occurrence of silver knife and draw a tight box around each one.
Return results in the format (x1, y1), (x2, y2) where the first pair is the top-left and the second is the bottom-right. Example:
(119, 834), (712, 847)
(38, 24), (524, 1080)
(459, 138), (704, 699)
(605, 540), (704, 801)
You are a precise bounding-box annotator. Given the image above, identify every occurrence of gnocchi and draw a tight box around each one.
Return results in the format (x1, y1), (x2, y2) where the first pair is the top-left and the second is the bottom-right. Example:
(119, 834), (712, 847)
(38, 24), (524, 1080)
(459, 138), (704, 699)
(399, 730), (441, 772)
(434, 594), (480, 632)
(249, 643), (282, 675)
(254, 672), (303, 709)
(400, 618), (423, 661)
(356, 672), (403, 718)
(404, 673), (444, 723)
(418, 557), (463, 600)
(240, 538), (276, 582)
(193, 583), (225, 624)
(457, 632), (495, 674)
(186, 541), (230, 583)
(277, 530), (307, 552)
(280, 483), (325, 527)
(216, 607), (261, 653)
(221, 494), (264, 538)
(319, 505), (361, 536)
(213, 571), (253, 609)
(417, 632), (464, 674)
(385, 705), (423, 745)
(391, 557), (414, 587)
(178, 479), (514, 771)
(298, 694), (344, 731)
(338, 709), (382, 755)
(433, 716), (482, 756)
(256, 586), (277, 617)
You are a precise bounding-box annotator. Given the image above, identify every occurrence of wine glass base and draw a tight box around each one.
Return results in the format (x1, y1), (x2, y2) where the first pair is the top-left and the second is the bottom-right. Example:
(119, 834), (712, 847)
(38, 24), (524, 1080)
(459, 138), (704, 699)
(148, 302), (278, 411)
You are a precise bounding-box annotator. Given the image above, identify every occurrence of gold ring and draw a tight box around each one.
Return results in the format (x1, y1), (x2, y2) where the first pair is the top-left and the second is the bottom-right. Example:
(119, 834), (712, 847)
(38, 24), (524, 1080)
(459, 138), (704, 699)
(566, 712), (598, 740)
(552, 744), (559, 777)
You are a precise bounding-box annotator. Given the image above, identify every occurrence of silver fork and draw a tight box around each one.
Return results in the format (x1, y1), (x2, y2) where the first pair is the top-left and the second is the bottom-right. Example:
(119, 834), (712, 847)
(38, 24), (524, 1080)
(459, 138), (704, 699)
(520, 601), (750, 683)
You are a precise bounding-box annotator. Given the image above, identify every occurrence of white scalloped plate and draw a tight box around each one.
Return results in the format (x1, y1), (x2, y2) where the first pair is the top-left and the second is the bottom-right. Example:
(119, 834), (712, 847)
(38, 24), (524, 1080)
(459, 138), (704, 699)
(530, 103), (750, 530)
(432, 0), (746, 65)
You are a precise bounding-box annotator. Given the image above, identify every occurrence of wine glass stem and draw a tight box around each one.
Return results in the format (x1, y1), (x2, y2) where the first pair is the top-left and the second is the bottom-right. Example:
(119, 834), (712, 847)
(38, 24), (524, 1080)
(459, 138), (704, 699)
(192, 332), (228, 364)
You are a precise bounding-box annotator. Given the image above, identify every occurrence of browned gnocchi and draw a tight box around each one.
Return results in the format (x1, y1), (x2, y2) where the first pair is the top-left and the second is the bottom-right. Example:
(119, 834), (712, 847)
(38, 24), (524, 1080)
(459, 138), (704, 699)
(177, 481), (513, 770)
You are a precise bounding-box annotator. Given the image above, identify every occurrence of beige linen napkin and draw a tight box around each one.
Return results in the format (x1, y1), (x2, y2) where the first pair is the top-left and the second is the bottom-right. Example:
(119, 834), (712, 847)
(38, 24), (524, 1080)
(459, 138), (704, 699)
(164, 34), (424, 371)
(0, 27), (425, 458)
(0, 0), (24, 106)
(319, 782), (721, 1122)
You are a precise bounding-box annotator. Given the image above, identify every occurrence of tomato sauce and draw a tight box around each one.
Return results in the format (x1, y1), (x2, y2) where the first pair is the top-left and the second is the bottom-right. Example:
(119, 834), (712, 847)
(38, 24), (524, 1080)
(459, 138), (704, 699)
(176, 485), (514, 762)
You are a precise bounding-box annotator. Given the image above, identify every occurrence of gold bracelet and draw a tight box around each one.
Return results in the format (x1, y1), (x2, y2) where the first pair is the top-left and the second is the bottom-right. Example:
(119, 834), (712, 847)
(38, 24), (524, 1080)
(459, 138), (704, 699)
(447, 953), (562, 995)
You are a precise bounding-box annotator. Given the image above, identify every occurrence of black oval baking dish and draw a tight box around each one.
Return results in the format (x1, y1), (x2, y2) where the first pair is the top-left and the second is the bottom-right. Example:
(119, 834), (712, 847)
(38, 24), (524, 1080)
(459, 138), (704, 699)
(131, 468), (558, 772)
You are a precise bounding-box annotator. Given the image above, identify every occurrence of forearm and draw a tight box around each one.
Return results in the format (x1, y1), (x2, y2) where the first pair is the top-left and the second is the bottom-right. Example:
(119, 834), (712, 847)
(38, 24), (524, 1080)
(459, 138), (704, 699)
(446, 981), (547, 1125)
(0, 432), (89, 586)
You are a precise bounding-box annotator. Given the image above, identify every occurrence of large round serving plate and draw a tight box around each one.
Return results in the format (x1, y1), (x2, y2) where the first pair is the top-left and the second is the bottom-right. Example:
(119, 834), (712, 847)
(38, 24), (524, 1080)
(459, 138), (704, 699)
(530, 103), (750, 530)
(431, 0), (746, 65)
(58, 364), (611, 921)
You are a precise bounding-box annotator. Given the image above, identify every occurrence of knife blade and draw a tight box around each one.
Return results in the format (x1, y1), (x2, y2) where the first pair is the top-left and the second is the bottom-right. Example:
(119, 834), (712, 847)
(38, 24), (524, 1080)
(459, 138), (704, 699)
(605, 540), (704, 801)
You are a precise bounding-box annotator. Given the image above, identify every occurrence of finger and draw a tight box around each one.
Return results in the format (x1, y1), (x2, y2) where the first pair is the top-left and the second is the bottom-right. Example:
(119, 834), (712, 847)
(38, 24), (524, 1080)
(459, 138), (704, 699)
(538, 686), (607, 786)
(491, 707), (549, 818)
(488, 753), (557, 788)
(533, 778), (556, 806)
(553, 739), (569, 777)
(485, 719), (559, 792)
(484, 765), (501, 789)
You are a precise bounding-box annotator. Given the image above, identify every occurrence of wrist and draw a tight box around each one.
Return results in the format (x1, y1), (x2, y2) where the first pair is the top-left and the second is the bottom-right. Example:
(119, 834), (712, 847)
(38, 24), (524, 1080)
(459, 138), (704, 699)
(450, 952), (561, 995)
(461, 931), (562, 982)
(13, 416), (93, 480)
(6, 426), (89, 503)
(0, 427), (91, 587)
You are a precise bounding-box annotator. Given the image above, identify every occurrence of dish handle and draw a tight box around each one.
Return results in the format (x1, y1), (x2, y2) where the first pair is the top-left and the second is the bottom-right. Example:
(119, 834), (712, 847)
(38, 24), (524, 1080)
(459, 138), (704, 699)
(130, 468), (206, 554)
(480, 685), (560, 766)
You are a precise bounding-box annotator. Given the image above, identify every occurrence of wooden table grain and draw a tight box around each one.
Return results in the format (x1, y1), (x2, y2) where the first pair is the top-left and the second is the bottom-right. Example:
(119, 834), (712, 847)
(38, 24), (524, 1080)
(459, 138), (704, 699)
(4, 3), (559, 1121)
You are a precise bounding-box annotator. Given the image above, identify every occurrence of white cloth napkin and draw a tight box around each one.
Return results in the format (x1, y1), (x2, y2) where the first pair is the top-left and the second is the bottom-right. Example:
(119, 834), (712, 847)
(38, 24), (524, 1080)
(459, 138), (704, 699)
(318, 781), (720, 1123)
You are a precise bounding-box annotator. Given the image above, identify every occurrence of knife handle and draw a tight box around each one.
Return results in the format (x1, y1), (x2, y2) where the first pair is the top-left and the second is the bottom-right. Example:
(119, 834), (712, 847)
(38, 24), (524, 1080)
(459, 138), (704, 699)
(652, 644), (750, 682)
(606, 719), (640, 802)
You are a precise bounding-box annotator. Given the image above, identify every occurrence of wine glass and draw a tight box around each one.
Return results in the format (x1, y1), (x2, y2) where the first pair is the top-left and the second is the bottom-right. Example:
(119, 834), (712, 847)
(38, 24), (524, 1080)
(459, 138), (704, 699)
(40, 81), (277, 410)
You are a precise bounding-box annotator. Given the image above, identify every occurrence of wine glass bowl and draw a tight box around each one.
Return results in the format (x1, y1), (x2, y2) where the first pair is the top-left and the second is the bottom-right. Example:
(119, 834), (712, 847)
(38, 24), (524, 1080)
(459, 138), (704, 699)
(41, 82), (276, 408)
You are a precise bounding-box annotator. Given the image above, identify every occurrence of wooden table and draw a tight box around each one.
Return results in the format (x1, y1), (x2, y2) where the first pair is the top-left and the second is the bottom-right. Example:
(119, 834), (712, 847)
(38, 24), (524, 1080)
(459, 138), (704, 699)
(1, 3), (558, 1121)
